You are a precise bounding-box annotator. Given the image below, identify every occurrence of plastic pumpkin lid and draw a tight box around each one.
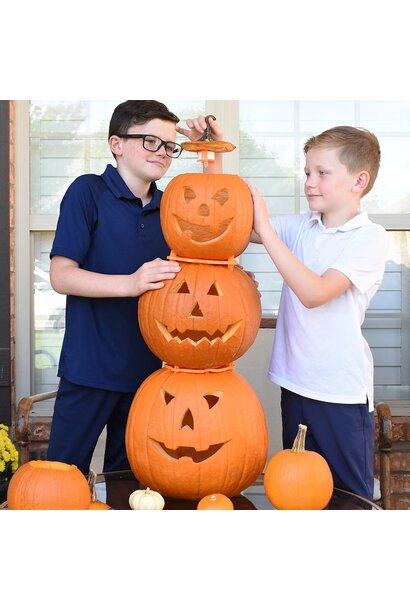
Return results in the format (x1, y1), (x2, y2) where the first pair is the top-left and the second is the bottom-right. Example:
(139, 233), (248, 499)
(181, 114), (236, 154)
(182, 140), (236, 153)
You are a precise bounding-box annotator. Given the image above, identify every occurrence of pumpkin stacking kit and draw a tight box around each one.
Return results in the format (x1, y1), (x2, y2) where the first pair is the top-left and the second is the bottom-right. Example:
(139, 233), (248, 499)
(126, 117), (268, 501)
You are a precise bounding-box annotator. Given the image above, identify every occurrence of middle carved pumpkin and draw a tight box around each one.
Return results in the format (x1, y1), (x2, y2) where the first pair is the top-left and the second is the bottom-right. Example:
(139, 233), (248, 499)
(138, 261), (261, 369)
(160, 173), (253, 260)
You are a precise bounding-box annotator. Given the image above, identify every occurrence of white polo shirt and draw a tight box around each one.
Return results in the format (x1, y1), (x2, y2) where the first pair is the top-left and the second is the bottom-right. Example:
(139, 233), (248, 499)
(268, 211), (389, 411)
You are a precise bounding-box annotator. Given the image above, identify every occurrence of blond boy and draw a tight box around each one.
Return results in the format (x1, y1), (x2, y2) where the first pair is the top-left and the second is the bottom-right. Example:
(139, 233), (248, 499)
(249, 126), (389, 500)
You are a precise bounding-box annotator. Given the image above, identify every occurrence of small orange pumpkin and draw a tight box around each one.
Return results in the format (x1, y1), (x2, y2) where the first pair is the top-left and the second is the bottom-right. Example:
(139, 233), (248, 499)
(138, 261), (261, 369)
(197, 493), (234, 510)
(125, 366), (268, 500)
(7, 460), (91, 510)
(160, 173), (253, 261)
(264, 424), (333, 510)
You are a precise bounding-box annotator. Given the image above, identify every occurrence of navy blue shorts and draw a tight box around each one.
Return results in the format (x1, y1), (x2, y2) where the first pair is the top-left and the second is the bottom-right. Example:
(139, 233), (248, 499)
(280, 387), (375, 500)
(47, 378), (135, 475)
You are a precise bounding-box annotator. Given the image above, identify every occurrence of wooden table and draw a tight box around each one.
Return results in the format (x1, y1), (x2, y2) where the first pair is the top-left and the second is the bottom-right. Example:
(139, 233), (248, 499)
(97, 470), (382, 510)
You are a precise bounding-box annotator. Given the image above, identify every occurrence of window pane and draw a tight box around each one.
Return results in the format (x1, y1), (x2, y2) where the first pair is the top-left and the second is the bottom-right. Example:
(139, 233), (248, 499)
(240, 101), (295, 132)
(362, 136), (410, 214)
(30, 101), (118, 214)
(299, 100), (355, 133)
(240, 244), (283, 317)
(33, 232), (65, 394)
(239, 101), (298, 216)
(359, 101), (410, 132)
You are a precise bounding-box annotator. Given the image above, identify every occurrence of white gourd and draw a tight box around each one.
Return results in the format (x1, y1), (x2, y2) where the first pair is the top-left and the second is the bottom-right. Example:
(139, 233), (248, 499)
(129, 487), (165, 510)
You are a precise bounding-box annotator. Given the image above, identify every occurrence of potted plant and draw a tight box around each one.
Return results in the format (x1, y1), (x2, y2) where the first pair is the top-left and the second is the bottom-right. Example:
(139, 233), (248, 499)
(0, 424), (19, 504)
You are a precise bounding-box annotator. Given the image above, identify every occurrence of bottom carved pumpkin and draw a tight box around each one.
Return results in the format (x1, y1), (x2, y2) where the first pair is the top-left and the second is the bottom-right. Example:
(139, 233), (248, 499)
(125, 366), (268, 500)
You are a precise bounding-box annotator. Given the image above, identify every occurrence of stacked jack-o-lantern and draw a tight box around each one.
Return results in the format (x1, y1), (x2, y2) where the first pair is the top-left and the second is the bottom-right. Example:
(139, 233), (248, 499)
(125, 117), (268, 500)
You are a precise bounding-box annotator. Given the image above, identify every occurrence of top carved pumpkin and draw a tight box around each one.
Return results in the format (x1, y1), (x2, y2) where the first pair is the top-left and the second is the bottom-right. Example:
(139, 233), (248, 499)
(160, 173), (253, 260)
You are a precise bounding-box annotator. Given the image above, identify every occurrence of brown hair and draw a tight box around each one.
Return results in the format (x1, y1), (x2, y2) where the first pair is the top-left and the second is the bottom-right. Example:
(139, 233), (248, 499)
(303, 126), (381, 195)
(108, 100), (179, 159)
(109, 100), (179, 138)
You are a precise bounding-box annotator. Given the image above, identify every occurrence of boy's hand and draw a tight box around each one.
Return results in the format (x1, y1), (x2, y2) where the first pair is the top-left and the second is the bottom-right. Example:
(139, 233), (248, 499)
(129, 258), (180, 296)
(236, 264), (261, 297)
(245, 180), (272, 243)
(176, 115), (223, 142)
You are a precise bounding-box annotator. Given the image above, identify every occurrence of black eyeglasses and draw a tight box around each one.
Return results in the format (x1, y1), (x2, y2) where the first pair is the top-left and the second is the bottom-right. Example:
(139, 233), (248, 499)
(116, 133), (183, 158)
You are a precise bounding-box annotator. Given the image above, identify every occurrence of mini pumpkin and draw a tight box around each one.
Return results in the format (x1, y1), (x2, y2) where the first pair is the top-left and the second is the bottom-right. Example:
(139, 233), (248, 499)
(125, 366), (268, 500)
(263, 424), (334, 510)
(160, 173), (253, 261)
(138, 261), (261, 369)
(7, 460), (91, 510)
(197, 493), (234, 510)
(129, 487), (165, 510)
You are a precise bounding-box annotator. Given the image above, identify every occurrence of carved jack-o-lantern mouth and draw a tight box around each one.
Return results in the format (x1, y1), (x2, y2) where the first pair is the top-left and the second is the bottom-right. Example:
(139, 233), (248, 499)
(155, 319), (242, 346)
(173, 213), (233, 243)
(149, 438), (228, 463)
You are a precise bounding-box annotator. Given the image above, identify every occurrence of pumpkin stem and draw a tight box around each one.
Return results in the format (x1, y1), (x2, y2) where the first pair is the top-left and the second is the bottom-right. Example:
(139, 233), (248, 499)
(291, 424), (307, 453)
(87, 469), (97, 501)
(198, 115), (217, 142)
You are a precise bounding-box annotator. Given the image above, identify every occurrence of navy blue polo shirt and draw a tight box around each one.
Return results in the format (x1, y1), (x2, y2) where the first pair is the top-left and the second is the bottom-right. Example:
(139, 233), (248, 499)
(50, 164), (170, 392)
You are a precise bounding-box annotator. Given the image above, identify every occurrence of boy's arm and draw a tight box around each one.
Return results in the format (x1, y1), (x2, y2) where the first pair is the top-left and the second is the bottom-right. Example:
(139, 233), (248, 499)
(248, 182), (352, 309)
(50, 255), (180, 298)
(176, 115), (223, 174)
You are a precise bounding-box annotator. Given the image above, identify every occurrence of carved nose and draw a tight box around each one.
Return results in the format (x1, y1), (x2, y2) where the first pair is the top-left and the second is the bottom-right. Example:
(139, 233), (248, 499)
(198, 203), (209, 216)
(190, 302), (203, 317)
(181, 409), (194, 430)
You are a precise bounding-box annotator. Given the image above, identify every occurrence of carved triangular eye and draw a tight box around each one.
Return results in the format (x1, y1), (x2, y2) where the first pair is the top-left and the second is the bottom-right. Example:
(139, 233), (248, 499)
(207, 281), (223, 296)
(161, 388), (175, 405)
(184, 187), (196, 202)
(174, 280), (190, 294)
(212, 189), (229, 205)
(204, 393), (222, 409)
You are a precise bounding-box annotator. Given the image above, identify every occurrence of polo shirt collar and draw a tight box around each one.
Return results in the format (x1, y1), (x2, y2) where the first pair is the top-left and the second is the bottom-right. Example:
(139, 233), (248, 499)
(308, 210), (371, 233)
(101, 164), (160, 208)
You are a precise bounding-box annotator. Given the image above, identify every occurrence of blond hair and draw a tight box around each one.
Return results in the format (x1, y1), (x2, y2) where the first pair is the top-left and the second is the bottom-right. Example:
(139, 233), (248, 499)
(303, 126), (381, 195)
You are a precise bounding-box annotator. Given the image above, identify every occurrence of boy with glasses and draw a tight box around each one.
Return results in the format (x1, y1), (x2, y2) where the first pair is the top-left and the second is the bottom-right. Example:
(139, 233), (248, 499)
(47, 100), (222, 475)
